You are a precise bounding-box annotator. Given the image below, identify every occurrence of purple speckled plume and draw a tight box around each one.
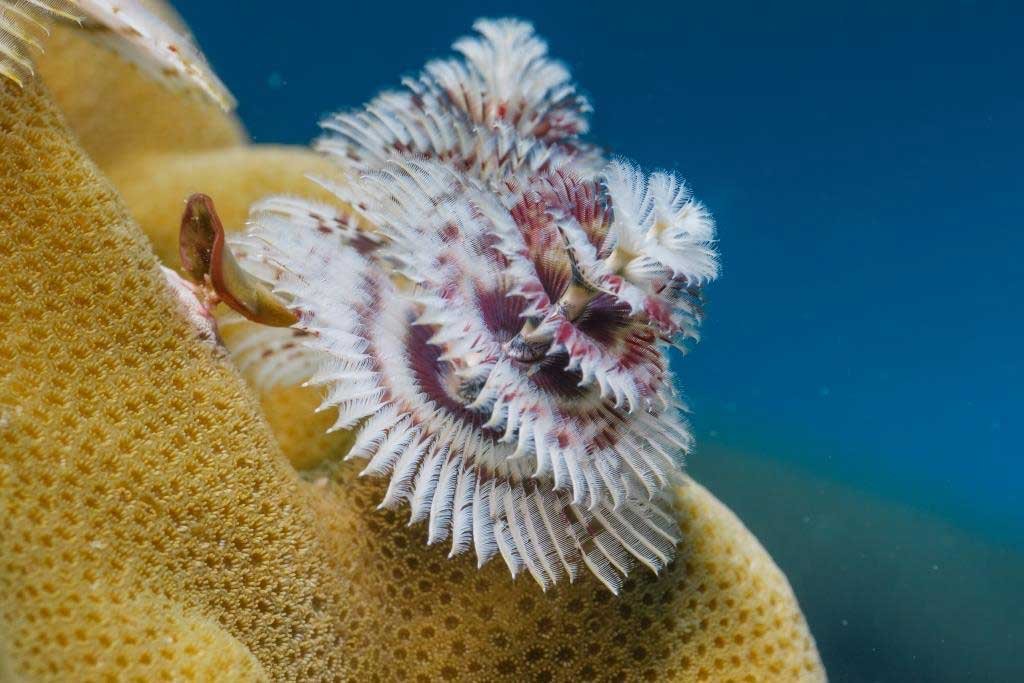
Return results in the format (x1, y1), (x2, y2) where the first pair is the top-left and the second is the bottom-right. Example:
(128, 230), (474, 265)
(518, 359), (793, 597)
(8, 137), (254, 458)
(229, 18), (718, 592)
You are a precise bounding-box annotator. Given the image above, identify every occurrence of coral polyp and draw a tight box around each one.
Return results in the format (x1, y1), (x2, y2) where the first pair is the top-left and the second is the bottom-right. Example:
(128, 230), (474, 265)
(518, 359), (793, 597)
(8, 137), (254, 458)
(230, 18), (719, 592)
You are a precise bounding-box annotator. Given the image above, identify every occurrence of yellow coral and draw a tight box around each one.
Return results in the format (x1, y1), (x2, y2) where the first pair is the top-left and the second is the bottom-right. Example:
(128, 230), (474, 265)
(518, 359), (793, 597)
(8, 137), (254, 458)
(314, 466), (824, 681)
(0, 75), (348, 681)
(4, 589), (269, 681)
(36, 19), (343, 266)
(35, 15), (243, 169)
(0, 8), (825, 682)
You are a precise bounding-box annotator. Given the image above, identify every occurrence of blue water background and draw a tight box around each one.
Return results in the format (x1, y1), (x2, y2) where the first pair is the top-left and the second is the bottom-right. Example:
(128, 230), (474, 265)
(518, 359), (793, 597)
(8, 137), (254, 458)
(174, 1), (1022, 679)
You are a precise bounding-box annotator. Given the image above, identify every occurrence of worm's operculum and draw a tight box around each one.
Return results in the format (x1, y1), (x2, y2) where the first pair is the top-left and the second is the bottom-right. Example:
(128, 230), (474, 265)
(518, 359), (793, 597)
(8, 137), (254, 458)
(179, 193), (297, 328)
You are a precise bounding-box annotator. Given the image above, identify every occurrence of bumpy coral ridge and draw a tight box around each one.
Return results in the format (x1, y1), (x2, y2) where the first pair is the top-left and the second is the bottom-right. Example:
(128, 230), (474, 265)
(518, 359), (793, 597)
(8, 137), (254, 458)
(0, 74), (347, 681)
(317, 464), (825, 682)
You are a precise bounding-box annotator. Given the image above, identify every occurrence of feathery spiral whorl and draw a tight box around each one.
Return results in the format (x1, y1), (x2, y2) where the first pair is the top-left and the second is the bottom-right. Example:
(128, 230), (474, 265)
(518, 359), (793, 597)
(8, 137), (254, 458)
(232, 18), (718, 592)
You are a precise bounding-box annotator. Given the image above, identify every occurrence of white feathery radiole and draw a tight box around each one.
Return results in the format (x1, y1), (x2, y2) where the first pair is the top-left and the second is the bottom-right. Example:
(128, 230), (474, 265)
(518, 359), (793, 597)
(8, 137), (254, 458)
(220, 18), (719, 593)
(0, 0), (233, 109)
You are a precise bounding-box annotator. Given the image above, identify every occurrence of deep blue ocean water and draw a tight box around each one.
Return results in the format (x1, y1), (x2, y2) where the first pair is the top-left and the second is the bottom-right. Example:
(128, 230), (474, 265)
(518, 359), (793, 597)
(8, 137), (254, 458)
(174, 2), (1022, 680)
